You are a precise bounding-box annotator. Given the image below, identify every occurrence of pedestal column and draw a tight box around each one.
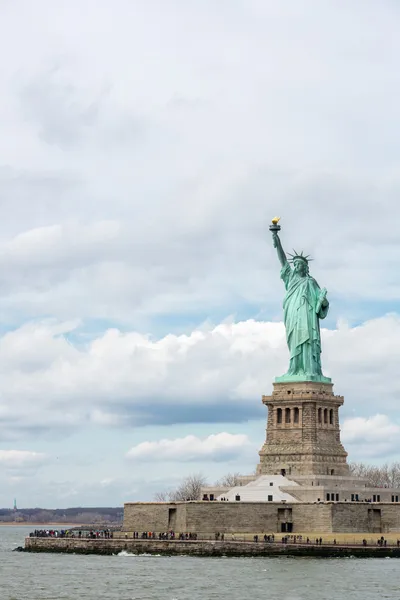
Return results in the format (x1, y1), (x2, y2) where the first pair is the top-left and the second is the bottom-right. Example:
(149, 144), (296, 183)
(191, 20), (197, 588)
(257, 381), (349, 476)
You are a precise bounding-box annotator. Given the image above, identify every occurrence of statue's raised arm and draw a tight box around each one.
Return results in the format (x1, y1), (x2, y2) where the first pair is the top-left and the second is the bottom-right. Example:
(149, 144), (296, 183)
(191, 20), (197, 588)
(272, 232), (288, 268)
(268, 217), (331, 384)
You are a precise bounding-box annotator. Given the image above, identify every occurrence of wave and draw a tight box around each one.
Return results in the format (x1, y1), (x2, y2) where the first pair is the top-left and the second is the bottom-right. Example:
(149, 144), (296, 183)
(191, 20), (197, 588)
(117, 551), (161, 557)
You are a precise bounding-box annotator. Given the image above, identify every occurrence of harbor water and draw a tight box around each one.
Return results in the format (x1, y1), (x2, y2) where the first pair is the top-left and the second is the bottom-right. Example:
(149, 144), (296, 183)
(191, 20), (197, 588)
(2, 526), (398, 599)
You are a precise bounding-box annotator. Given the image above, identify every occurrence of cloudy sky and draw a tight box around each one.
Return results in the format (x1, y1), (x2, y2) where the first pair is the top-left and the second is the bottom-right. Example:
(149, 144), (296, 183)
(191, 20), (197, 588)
(0, 0), (399, 508)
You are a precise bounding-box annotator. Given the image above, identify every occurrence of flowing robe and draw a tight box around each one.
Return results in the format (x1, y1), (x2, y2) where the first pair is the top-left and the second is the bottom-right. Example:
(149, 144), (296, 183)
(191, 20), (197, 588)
(281, 262), (329, 377)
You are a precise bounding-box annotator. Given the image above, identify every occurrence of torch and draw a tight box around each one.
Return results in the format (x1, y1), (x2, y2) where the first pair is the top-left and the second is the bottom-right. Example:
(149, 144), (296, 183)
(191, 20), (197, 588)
(269, 217), (281, 247)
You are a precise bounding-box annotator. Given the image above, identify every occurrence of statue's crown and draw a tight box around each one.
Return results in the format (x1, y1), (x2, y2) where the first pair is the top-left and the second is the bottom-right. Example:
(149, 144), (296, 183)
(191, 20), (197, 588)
(287, 250), (313, 264)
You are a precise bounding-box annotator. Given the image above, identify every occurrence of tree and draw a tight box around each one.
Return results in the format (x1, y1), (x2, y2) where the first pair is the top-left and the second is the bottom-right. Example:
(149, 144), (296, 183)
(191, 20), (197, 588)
(349, 462), (400, 488)
(33, 510), (53, 523)
(153, 473), (207, 502)
(168, 473), (208, 501)
(214, 472), (242, 487)
(154, 491), (168, 502)
(152, 472), (247, 502)
(387, 463), (400, 488)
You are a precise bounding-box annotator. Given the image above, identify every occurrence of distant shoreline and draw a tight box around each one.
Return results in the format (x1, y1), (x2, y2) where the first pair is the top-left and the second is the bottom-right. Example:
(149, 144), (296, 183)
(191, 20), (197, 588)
(0, 522), (119, 527)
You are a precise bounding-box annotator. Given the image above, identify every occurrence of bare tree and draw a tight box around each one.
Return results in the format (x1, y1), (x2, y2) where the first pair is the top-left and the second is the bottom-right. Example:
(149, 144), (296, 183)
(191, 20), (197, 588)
(349, 462), (400, 487)
(168, 473), (208, 501)
(387, 462), (400, 488)
(153, 491), (168, 502)
(153, 473), (208, 502)
(155, 463), (400, 502)
(214, 472), (242, 487)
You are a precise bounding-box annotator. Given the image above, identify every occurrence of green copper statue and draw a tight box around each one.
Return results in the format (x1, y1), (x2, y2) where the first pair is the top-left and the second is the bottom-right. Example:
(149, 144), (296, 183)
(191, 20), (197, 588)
(270, 218), (331, 383)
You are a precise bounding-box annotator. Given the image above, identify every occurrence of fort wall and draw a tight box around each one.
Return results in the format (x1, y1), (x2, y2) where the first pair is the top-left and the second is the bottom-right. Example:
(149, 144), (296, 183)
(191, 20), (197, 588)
(123, 501), (400, 534)
(23, 536), (400, 558)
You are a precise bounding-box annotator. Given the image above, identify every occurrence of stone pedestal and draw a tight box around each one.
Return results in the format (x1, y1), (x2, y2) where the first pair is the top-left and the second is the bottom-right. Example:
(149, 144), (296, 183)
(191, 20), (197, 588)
(257, 381), (349, 476)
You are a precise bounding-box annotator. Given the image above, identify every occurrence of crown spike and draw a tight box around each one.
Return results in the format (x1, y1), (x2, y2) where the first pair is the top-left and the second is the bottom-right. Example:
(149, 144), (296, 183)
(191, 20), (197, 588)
(287, 249), (313, 264)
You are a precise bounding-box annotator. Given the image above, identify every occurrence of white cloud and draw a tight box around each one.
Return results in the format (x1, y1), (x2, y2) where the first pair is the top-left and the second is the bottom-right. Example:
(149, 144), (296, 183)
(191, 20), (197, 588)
(99, 478), (114, 487)
(89, 410), (123, 427)
(0, 3), (398, 326)
(0, 314), (399, 439)
(126, 433), (250, 462)
(342, 415), (400, 460)
(0, 450), (47, 469)
(342, 415), (400, 444)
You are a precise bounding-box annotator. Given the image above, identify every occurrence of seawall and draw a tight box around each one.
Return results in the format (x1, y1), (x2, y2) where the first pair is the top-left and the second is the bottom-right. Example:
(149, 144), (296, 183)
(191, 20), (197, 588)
(23, 537), (400, 558)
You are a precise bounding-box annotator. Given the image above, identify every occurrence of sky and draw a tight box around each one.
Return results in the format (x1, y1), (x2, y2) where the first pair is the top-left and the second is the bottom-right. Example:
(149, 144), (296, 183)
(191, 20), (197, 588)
(0, 0), (399, 508)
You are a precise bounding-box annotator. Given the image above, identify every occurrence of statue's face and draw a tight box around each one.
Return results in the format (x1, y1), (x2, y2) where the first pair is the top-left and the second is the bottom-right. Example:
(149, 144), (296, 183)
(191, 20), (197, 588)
(294, 259), (307, 276)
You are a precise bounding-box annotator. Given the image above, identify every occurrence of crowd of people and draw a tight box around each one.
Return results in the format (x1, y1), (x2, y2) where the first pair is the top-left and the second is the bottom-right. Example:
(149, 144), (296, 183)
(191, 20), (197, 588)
(128, 531), (198, 540)
(29, 529), (114, 539)
(375, 536), (400, 547)
(30, 529), (70, 538)
(29, 529), (400, 547)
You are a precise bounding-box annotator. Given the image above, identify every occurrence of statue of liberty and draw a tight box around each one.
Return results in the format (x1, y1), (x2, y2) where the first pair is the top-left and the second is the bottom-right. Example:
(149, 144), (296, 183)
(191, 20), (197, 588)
(270, 218), (331, 383)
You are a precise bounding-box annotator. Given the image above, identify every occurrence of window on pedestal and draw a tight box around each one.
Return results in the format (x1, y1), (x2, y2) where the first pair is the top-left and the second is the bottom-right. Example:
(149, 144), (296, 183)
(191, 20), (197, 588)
(277, 408), (282, 424)
(318, 408), (322, 424)
(324, 409), (328, 424)
(329, 409), (333, 425)
(285, 408), (291, 423)
(294, 407), (299, 423)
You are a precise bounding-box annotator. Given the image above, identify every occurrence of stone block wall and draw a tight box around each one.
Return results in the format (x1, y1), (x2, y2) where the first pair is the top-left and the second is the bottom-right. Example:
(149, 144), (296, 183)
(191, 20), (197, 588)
(292, 504), (333, 532)
(25, 537), (400, 557)
(123, 501), (400, 534)
(381, 506), (400, 532)
(124, 502), (335, 534)
(331, 503), (400, 533)
(123, 503), (186, 532)
(331, 504), (372, 532)
(184, 502), (278, 533)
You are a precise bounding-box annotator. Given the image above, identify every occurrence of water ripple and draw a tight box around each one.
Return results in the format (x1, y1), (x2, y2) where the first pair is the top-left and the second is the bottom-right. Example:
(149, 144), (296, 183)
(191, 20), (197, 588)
(2, 527), (399, 599)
